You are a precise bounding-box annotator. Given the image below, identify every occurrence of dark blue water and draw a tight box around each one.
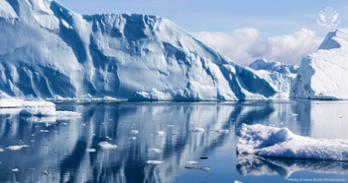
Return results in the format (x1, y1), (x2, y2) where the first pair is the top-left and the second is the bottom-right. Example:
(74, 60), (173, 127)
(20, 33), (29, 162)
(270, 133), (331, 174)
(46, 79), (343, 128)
(0, 101), (348, 183)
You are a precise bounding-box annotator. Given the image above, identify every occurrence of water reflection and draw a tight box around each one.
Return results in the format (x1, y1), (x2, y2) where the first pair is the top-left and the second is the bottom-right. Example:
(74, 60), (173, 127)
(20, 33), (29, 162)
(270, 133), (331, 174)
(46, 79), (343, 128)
(0, 101), (347, 182)
(236, 155), (348, 178)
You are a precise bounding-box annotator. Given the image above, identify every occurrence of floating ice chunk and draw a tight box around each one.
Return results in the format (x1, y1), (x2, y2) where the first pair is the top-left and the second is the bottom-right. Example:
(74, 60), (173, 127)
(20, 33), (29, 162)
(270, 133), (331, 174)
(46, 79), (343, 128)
(156, 131), (165, 136)
(131, 136), (137, 140)
(237, 124), (348, 161)
(86, 148), (96, 153)
(234, 181), (243, 183)
(0, 148), (4, 152)
(186, 161), (198, 165)
(146, 160), (164, 165)
(131, 130), (139, 135)
(98, 141), (118, 150)
(0, 99), (55, 108)
(192, 127), (205, 133)
(19, 107), (56, 117)
(20, 108), (81, 118)
(11, 168), (19, 172)
(7, 145), (29, 151)
(39, 130), (49, 133)
(149, 148), (162, 154)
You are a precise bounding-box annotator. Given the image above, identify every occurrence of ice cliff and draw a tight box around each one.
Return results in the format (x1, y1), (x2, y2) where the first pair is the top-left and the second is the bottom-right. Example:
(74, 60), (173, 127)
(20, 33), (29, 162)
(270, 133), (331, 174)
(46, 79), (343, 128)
(0, 0), (277, 101)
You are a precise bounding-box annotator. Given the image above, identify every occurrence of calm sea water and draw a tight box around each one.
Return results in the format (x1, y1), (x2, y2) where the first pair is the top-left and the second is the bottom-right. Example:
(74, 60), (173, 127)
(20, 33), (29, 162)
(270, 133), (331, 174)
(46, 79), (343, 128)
(0, 101), (348, 183)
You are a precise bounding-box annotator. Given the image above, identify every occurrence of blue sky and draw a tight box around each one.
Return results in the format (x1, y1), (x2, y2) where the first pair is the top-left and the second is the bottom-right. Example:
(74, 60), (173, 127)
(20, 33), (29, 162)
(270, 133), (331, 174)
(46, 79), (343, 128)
(59, 0), (347, 36)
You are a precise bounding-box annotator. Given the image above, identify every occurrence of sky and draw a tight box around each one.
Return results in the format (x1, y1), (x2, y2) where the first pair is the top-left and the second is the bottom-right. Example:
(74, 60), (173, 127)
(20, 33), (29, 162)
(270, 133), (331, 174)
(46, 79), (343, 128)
(58, 0), (348, 65)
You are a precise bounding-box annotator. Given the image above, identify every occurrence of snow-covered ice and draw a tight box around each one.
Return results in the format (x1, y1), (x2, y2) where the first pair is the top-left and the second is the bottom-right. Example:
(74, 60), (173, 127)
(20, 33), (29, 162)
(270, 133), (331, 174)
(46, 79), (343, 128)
(98, 141), (118, 150)
(186, 161), (198, 165)
(292, 29), (348, 99)
(0, 0), (279, 101)
(249, 59), (298, 99)
(237, 124), (348, 161)
(6, 145), (29, 151)
(86, 148), (96, 153)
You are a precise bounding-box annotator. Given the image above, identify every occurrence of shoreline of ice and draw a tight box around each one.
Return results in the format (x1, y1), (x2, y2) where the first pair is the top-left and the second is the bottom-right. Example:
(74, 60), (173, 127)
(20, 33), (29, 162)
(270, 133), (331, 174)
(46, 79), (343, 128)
(0, 98), (81, 121)
(237, 124), (348, 161)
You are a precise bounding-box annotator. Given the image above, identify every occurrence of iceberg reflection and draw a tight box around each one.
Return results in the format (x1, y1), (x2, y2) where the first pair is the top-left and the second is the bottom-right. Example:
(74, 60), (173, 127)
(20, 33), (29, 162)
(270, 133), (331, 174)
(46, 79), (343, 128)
(236, 155), (348, 178)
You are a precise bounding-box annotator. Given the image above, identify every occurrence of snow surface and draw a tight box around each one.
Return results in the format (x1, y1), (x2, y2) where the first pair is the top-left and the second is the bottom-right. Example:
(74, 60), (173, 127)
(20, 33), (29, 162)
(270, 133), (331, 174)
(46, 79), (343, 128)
(237, 124), (348, 161)
(0, 0), (278, 101)
(292, 29), (348, 99)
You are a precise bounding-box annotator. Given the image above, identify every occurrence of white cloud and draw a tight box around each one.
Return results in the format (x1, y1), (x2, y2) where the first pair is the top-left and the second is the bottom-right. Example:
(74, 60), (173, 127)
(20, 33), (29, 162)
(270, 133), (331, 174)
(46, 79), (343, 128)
(195, 28), (322, 66)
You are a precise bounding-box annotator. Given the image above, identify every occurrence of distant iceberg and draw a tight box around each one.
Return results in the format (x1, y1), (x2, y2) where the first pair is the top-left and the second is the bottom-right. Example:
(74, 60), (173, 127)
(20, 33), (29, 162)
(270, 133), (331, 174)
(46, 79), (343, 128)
(237, 124), (348, 161)
(249, 58), (298, 99)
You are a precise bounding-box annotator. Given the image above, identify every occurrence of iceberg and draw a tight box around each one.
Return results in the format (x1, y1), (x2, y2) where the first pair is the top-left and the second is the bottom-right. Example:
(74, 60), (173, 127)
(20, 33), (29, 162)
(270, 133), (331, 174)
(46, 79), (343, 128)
(237, 124), (348, 161)
(0, 0), (278, 101)
(249, 58), (298, 99)
(292, 29), (348, 100)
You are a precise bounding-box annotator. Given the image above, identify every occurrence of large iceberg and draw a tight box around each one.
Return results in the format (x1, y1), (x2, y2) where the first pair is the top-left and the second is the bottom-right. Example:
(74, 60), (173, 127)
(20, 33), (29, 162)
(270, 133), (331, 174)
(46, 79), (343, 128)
(292, 29), (348, 99)
(237, 124), (348, 161)
(0, 0), (278, 101)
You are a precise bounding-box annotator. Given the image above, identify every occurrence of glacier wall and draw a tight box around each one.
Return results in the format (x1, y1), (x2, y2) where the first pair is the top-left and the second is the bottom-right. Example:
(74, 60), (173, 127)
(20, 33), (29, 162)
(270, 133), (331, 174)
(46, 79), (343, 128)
(0, 0), (278, 101)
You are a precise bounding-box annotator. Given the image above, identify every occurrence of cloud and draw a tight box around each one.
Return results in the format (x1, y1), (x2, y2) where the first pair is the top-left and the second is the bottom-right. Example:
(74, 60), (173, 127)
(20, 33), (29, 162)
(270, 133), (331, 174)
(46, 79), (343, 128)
(195, 28), (322, 65)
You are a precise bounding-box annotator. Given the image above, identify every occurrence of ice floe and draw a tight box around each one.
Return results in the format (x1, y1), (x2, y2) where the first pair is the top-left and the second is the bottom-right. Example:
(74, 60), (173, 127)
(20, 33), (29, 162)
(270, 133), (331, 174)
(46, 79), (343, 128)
(86, 148), (97, 153)
(98, 141), (118, 150)
(0, 99), (55, 108)
(6, 145), (29, 151)
(237, 124), (348, 161)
